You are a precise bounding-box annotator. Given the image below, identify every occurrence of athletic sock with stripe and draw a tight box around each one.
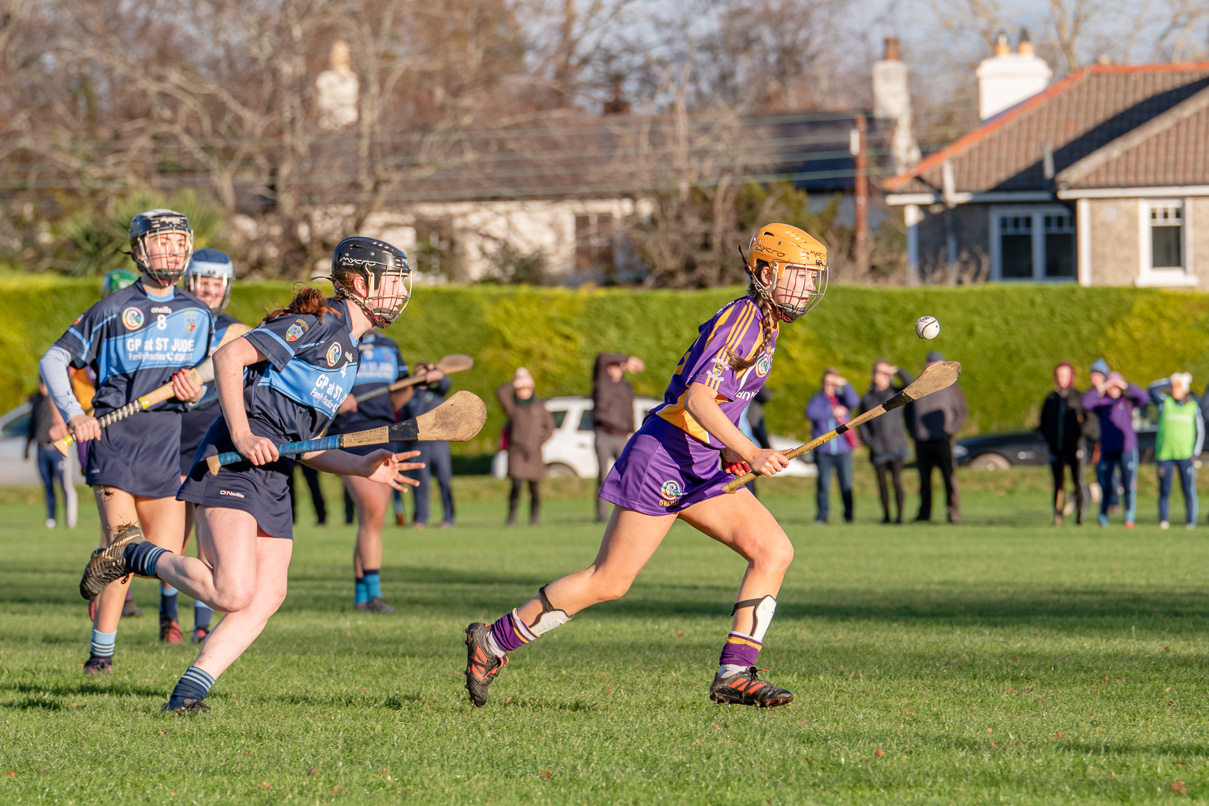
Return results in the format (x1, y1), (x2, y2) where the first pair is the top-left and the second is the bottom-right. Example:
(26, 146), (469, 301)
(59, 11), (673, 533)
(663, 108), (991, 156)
(167, 665), (215, 709)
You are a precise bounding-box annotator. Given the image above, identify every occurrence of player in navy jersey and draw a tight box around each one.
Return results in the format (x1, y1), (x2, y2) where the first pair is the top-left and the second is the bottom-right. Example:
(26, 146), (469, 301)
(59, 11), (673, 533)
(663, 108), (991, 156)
(78, 236), (425, 714)
(329, 331), (434, 612)
(463, 224), (828, 709)
(40, 209), (213, 675)
(178, 249), (245, 643)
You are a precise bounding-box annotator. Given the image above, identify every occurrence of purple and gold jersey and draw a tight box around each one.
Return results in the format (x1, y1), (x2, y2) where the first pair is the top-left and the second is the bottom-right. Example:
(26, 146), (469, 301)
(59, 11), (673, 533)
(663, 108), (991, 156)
(648, 296), (777, 451)
(53, 282), (213, 417)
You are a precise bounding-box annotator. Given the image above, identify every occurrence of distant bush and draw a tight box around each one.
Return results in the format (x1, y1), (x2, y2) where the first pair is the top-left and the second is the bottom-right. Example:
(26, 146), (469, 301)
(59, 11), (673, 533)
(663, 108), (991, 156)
(9, 280), (1208, 457)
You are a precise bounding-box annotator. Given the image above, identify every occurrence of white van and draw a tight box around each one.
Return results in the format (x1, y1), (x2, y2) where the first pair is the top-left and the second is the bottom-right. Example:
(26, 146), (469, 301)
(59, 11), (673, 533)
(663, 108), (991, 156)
(491, 396), (814, 479)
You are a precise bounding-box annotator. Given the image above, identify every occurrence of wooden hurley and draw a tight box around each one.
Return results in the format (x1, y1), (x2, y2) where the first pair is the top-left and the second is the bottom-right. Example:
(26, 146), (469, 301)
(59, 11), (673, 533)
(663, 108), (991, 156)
(205, 389), (487, 475)
(722, 361), (963, 493)
(354, 354), (474, 403)
(52, 323), (253, 456)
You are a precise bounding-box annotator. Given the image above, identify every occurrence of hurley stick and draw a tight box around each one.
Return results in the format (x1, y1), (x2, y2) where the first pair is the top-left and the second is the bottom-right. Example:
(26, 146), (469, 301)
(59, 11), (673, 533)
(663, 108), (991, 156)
(354, 354), (474, 403)
(723, 361), (962, 493)
(206, 390), (487, 475)
(53, 324), (254, 456)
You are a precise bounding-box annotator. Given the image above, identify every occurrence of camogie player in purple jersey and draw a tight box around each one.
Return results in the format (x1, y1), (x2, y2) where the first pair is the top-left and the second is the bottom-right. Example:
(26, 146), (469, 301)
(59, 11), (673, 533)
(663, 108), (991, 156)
(463, 223), (828, 709)
(39, 210), (213, 675)
(77, 237), (424, 714)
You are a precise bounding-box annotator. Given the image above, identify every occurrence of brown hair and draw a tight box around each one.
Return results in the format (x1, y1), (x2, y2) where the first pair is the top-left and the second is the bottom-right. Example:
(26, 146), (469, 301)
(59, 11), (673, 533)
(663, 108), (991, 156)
(264, 285), (340, 322)
(726, 287), (778, 371)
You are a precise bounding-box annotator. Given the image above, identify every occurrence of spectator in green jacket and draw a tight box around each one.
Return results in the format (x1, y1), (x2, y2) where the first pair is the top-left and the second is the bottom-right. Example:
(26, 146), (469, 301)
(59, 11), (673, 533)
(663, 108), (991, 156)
(1149, 372), (1203, 529)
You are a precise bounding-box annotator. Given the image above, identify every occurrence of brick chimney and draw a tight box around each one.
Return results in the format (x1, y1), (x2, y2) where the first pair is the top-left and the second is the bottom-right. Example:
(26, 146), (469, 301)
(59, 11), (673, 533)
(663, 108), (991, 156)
(976, 29), (1052, 121)
(872, 36), (921, 173)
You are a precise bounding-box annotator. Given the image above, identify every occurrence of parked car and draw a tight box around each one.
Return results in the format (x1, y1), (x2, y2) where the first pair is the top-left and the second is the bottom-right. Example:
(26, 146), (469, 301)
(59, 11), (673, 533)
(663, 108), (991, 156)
(955, 404), (1188, 470)
(492, 396), (815, 479)
(0, 402), (84, 486)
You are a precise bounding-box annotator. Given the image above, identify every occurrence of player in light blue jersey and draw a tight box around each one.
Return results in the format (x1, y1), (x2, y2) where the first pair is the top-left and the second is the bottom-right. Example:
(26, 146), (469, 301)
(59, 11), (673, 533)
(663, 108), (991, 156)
(40, 209), (213, 675)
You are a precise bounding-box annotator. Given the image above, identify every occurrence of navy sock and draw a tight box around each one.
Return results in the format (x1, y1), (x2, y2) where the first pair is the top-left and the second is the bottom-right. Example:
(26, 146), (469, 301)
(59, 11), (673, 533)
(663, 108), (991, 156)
(363, 570), (382, 600)
(167, 665), (215, 709)
(160, 584), (179, 621)
(125, 541), (167, 578)
(194, 601), (213, 631)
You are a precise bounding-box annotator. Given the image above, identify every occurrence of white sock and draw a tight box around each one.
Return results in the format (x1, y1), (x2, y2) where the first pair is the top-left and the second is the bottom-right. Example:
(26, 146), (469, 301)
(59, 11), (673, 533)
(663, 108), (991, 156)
(484, 631), (507, 659)
(719, 664), (746, 678)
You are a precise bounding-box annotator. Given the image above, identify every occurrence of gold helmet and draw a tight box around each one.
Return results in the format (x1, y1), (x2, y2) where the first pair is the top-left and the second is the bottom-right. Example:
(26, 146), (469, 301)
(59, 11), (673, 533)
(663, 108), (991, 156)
(744, 223), (828, 322)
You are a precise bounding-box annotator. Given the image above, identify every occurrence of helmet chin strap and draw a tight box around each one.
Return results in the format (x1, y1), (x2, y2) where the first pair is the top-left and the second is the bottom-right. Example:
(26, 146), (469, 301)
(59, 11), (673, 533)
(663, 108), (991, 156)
(334, 278), (394, 329)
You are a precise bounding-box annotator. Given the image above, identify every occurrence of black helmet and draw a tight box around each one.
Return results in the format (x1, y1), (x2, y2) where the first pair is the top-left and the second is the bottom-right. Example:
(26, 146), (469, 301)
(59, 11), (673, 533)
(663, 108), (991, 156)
(129, 209), (193, 286)
(330, 236), (412, 327)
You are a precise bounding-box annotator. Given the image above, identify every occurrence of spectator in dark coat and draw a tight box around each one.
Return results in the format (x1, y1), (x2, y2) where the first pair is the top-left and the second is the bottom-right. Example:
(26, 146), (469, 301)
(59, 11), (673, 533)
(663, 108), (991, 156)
(497, 368), (556, 525)
(1040, 361), (1086, 526)
(401, 364), (453, 528)
(1086, 358), (1112, 511)
(591, 353), (644, 522)
(1083, 370), (1148, 528)
(805, 367), (859, 523)
(26, 382), (78, 529)
(907, 350), (969, 523)
(860, 359), (913, 524)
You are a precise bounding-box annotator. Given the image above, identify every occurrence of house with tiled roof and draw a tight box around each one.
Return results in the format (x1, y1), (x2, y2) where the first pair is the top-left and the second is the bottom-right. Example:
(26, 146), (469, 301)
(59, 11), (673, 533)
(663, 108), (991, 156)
(885, 47), (1209, 288)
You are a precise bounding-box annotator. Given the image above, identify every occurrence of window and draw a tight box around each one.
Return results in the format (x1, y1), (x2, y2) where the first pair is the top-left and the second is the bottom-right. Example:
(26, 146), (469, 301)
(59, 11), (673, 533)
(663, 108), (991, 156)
(990, 207), (1076, 282)
(1149, 204), (1183, 269)
(575, 212), (615, 277)
(1138, 200), (1194, 286)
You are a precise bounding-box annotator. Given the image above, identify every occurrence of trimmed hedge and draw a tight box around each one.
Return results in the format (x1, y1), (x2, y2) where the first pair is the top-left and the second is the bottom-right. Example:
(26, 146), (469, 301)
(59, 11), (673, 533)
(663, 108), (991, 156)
(9, 279), (1209, 455)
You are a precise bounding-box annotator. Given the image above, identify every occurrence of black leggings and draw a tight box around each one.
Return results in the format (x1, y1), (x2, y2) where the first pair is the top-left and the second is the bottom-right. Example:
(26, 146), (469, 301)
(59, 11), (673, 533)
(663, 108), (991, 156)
(873, 457), (905, 522)
(1050, 447), (1085, 519)
(508, 478), (541, 523)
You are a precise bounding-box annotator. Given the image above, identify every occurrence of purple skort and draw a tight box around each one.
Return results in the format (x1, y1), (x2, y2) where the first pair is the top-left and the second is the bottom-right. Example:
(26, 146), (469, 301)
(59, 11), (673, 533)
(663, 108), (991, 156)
(598, 419), (731, 516)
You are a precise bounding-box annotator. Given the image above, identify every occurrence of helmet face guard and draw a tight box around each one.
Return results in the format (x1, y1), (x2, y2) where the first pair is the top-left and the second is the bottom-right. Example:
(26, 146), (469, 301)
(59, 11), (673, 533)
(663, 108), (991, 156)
(744, 223), (829, 322)
(185, 248), (234, 313)
(129, 209), (193, 287)
(331, 236), (413, 328)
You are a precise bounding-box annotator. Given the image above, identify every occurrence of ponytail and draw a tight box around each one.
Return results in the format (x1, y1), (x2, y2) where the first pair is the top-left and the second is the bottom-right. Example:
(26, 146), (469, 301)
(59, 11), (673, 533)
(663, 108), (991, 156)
(265, 285), (339, 322)
(726, 290), (778, 372)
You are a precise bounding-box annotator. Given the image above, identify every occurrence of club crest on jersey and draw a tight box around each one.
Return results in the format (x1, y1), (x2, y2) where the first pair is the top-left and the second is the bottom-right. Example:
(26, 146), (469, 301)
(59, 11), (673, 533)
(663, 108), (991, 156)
(185, 313), (199, 334)
(326, 343), (342, 366)
(755, 353), (771, 377)
(285, 322), (306, 342)
(709, 359), (726, 379)
(121, 307), (144, 330)
(659, 479), (683, 506)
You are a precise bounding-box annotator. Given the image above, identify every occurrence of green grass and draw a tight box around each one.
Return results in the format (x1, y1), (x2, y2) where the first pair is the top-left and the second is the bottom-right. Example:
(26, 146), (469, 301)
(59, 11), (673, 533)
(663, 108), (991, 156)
(2, 472), (1208, 804)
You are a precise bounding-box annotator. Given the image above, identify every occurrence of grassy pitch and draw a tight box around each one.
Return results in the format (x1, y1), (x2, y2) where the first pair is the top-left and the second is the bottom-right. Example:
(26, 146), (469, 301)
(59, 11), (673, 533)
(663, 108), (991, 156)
(1, 475), (1206, 804)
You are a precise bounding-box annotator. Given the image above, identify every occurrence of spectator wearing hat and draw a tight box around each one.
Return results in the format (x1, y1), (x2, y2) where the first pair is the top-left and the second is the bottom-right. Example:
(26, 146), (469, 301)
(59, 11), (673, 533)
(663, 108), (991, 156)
(1083, 371), (1148, 527)
(906, 350), (968, 523)
(860, 359), (913, 524)
(497, 368), (556, 525)
(806, 367), (860, 523)
(1040, 361), (1086, 525)
(1085, 358), (1113, 510)
(591, 353), (644, 522)
(1149, 372), (1203, 529)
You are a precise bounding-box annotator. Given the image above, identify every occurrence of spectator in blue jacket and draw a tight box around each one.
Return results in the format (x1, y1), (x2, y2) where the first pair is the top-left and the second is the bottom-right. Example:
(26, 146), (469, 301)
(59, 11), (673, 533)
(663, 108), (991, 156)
(1083, 370), (1148, 528)
(806, 367), (859, 524)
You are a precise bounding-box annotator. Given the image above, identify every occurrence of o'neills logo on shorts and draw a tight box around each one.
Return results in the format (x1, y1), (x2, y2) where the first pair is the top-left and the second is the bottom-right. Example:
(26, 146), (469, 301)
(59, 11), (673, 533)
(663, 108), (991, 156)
(219, 489), (246, 499)
(659, 479), (683, 507)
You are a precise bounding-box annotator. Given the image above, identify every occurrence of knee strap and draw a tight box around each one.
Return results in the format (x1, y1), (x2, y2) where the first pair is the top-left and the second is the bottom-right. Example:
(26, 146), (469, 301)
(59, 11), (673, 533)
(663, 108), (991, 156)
(527, 584), (571, 636)
(731, 595), (777, 643)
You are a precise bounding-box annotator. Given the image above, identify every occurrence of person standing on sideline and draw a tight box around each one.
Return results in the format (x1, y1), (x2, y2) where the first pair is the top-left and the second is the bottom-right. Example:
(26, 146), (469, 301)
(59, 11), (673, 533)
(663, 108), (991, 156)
(1149, 372), (1203, 529)
(907, 350), (968, 523)
(497, 368), (555, 525)
(1083, 371), (1148, 528)
(860, 359), (913, 524)
(26, 382), (78, 529)
(592, 353), (644, 522)
(403, 363), (454, 529)
(1086, 358), (1111, 510)
(805, 367), (858, 524)
(1040, 361), (1086, 526)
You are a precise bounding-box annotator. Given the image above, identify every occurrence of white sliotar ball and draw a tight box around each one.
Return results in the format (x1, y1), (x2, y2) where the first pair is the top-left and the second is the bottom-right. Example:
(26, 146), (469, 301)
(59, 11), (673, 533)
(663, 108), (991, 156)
(915, 316), (940, 340)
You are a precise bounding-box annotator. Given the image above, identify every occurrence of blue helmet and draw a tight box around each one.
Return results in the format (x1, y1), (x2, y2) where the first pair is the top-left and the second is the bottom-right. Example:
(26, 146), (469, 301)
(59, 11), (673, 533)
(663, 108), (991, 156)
(185, 248), (234, 313)
(129, 208), (193, 286)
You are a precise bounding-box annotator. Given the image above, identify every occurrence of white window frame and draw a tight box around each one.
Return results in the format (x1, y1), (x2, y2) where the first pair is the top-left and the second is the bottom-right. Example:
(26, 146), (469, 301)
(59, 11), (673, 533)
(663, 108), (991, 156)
(988, 205), (1077, 282)
(1137, 198), (1196, 287)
